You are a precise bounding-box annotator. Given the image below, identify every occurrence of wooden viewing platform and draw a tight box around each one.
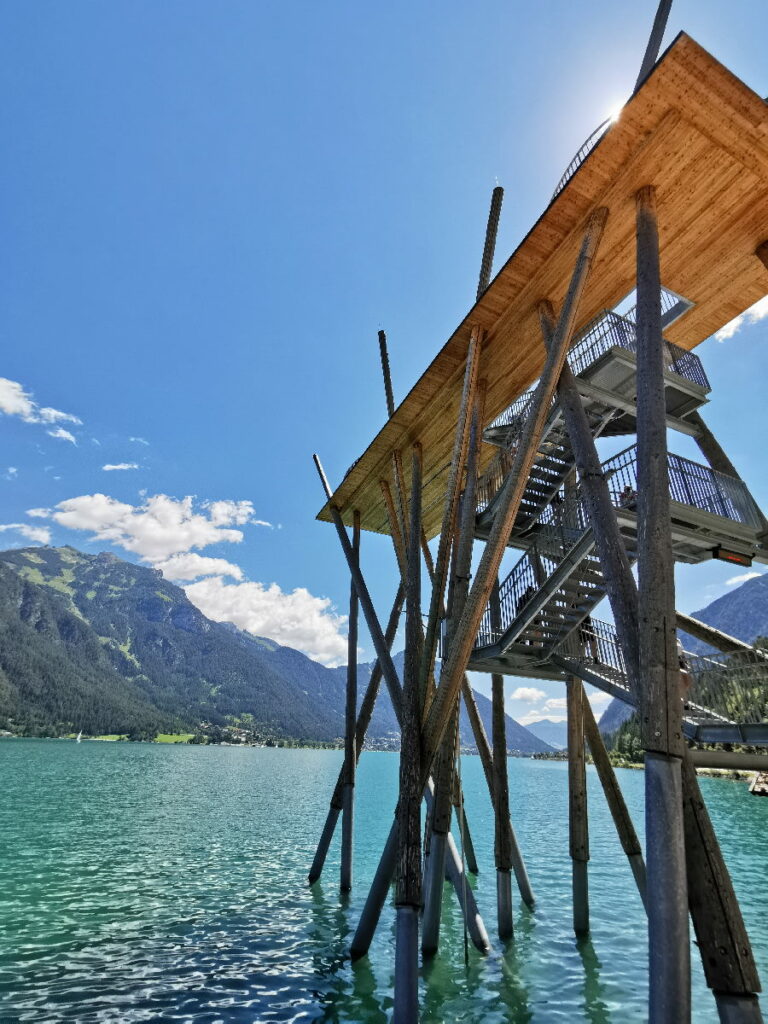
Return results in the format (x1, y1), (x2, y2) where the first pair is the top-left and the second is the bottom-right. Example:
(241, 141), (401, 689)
(318, 32), (768, 539)
(309, 14), (768, 1024)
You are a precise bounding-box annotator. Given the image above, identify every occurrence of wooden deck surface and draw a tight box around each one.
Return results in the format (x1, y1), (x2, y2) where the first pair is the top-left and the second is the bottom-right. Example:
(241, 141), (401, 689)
(318, 33), (768, 539)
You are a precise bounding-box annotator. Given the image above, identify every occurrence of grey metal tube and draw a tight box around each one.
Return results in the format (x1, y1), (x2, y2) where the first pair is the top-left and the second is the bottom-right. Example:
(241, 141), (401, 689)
(508, 820), (535, 908)
(445, 830), (491, 953)
(393, 905), (420, 1024)
(421, 831), (448, 956)
(497, 869), (514, 941)
(350, 820), (398, 961)
(629, 852), (648, 912)
(713, 993), (764, 1024)
(572, 860), (589, 936)
(308, 805), (340, 885)
(646, 753), (691, 1023)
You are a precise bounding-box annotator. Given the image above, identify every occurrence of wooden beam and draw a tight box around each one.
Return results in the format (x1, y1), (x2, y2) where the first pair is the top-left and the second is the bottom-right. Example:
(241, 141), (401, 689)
(681, 752), (763, 1018)
(567, 677), (589, 936)
(477, 186), (504, 299)
(635, 184), (690, 1023)
(634, 0), (674, 92)
(419, 328), (482, 698)
(340, 511), (360, 892)
(582, 696), (647, 907)
(378, 329), (396, 418)
(492, 669), (514, 939)
(394, 445), (424, 1023)
(308, 584), (405, 885)
(675, 611), (768, 657)
(422, 206), (608, 780)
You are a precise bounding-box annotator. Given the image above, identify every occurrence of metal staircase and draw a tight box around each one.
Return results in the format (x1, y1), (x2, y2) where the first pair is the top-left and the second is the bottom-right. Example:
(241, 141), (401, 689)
(466, 299), (768, 743)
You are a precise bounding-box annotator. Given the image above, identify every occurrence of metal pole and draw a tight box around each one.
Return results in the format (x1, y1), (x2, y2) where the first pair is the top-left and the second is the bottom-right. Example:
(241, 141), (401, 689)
(477, 186), (504, 299)
(634, 0), (674, 92)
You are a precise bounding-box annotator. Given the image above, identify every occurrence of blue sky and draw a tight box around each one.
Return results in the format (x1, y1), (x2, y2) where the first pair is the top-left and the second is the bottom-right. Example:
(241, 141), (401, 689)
(1, 1), (767, 725)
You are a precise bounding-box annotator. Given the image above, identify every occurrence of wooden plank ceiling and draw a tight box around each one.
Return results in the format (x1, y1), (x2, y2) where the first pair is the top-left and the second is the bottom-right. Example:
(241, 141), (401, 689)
(317, 32), (768, 539)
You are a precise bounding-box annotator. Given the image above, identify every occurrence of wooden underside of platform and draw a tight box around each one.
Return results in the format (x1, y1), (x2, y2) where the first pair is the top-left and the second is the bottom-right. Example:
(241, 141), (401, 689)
(318, 32), (768, 539)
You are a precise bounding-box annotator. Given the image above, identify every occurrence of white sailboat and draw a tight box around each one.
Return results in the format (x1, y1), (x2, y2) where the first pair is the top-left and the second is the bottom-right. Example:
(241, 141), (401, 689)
(76, 731), (82, 743)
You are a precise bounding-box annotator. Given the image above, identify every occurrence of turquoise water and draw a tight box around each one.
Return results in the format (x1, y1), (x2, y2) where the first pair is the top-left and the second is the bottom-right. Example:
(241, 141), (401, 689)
(0, 741), (765, 1023)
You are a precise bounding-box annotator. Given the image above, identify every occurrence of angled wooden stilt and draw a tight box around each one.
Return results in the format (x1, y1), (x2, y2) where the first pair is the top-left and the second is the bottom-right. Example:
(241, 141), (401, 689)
(340, 511), (360, 893)
(422, 207), (609, 780)
(492, 670), (514, 939)
(582, 698), (647, 907)
(681, 753), (763, 1022)
(308, 584), (404, 885)
(675, 612), (768, 657)
(634, 0), (673, 92)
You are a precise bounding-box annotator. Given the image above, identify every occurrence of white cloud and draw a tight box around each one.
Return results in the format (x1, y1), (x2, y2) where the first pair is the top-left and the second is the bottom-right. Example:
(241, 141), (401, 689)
(129, 437), (149, 445)
(38, 493), (250, 561)
(29, 490), (348, 666)
(0, 523), (51, 544)
(542, 697), (568, 713)
(47, 427), (77, 445)
(5, 467), (17, 480)
(588, 692), (612, 708)
(518, 708), (566, 726)
(715, 295), (768, 341)
(155, 553), (244, 582)
(185, 575), (348, 666)
(102, 463), (139, 472)
(726, 570), (762, 586)
(510, 686), (546, 703)
(0, 377), (80, 426)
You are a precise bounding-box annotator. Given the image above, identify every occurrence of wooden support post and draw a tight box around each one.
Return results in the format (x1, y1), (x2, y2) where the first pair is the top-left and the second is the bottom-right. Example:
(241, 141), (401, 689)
(582, 697), (647, 908)
(421, 711), (458, 956)
(756, 241), (768, 272)
(313, 455), (403, 722)
(309, 584), (405, 885)
(634, 0), (673, 92)
(477, 186), (504, 299)
(341, 511), (360, 892)
(378, 329), (396, 417)
(492, 670), (514, 939)
(394, 444), (424, 1023)
(636, 184), (690, 1023)
(419, 328), (482, 699)
(567, 677), (589, 936)
(421, 207), (608, 784)
(681, 753), (763, 1022)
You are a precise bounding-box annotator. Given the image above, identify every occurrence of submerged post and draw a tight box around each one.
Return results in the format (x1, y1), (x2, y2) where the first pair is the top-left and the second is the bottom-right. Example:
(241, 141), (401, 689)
(635, 184), (690, 1023)
(340, 511), (360, 892)
(490, 581), (514, 939)
(567, 677), (589, 936)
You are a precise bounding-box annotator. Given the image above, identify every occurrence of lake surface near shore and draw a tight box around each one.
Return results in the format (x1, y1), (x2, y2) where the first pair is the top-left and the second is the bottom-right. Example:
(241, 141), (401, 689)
(1, 740), (766, 1022)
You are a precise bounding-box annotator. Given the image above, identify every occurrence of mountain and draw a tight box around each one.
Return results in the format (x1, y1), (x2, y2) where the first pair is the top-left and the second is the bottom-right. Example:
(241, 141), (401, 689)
(524, 718), (568, 750)
(681, 573), (768, 653)
(598, 571), (768, 735)
(0, 546), (551, 752)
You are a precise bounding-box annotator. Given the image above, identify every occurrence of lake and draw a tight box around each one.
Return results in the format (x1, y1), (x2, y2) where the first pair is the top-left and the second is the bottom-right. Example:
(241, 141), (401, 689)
(0, 740), (766, 1022)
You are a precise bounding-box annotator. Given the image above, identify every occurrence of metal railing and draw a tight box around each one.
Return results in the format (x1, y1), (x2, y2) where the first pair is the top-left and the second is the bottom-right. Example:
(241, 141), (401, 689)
(568, 309), (710, 391)
(685, 649), (768, 726)
(474, 446), (761, 652)
(556, 616), (629, 683)
(552, 118), (611, 200)
(603, 445), (763, 529)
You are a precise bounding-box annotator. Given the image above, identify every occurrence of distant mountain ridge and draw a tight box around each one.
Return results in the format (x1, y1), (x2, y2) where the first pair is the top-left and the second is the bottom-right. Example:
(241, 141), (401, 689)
(598, 571), (768, 734)
(0, 546), (552, 753)
(524, 718), (568, 750)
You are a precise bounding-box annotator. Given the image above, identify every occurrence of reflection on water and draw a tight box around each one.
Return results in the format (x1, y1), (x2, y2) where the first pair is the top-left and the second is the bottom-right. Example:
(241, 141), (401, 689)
(0, 741), (765, 1022)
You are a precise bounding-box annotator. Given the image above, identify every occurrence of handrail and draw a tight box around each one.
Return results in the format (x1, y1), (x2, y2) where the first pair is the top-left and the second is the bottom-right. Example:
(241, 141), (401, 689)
(552, 119), (611, 200)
